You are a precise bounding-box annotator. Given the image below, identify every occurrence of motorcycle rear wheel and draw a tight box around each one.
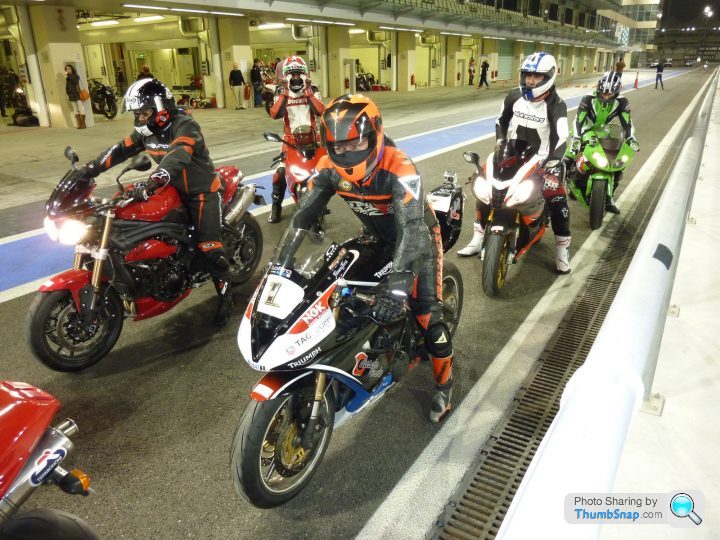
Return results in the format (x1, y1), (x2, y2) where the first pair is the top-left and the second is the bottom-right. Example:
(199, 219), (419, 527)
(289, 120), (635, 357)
(589, 179), (607, 230)
(230, 387), (335, 508)
(25, 288), (124, 372)
(0, 508), (99, 540)
(482, 234), (510, 297)
(223, 213), (263, 285)
(441, 261), (464, 337)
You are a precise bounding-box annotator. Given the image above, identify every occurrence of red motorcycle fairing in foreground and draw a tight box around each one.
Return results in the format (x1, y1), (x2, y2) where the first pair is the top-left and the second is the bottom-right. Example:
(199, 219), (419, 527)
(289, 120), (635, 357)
(0, 381), (98, 539)
(26, 147), (265, 372)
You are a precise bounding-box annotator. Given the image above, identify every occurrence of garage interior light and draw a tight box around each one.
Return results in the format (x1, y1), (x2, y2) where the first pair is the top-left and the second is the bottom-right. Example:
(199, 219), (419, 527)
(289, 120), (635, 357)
(210, 11), (245, 17)
(334, 22), (355, 26)
(286, 18), (355, 26)
(440, 31), (471, 36)
(257, 23), (288, 30)
(379, 26), (423, 33)
(170, 7), (208, 14)
(134, 15), (164, 22)
(122, 4), (168, 10)
(348, 28), (365, 34)
(91, 20), (120, 26)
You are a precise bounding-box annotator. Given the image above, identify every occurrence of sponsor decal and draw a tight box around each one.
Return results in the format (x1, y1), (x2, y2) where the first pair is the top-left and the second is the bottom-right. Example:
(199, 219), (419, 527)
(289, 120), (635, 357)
(346, 200), (391, 216)
(338, 180), (353, 192)
(514, 111), (545, 123)
(374, 261), (393, 279)
(332, 257), (351, 278)
(286, 97), (309, 105)
(301, 303), (328, 326)
(398, 175), (422, 200)
(325, 243), (339, 260)
(146, 142), (170, 150)
(287, 347), (321, 368)
(352, 352), (384, 377)
(30, 448), (67, 486)
(270, 264), (292, 279)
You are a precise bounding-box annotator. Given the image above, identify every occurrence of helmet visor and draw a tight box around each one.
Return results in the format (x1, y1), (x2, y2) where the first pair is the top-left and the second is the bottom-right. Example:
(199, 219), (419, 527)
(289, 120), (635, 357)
(326, 133), (375, 168)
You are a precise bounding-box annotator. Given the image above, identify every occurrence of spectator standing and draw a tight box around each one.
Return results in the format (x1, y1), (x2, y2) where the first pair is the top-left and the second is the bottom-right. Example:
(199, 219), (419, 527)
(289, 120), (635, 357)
(468, 58), (476, 85)
(274, 57), (284, 81)
(655, 62), (664, 90)
(250, 58), (263, 108)
(136, 65), (153, 81)
(0, 66), (7, 117)
(478, 59), (490, 89)
(116, 66), (127, 95)
(228, 62), (246, 110)
(64, 64), (86, 129)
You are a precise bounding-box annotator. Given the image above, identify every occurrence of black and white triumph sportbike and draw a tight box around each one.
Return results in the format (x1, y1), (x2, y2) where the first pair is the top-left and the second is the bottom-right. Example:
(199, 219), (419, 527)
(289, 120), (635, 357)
(230, 177), (464, 508)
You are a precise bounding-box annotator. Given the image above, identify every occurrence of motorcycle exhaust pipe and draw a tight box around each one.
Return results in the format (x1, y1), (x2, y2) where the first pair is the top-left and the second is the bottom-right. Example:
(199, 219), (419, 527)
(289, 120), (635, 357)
(224, 185), (256, 227)
(0, 420), (77, 524)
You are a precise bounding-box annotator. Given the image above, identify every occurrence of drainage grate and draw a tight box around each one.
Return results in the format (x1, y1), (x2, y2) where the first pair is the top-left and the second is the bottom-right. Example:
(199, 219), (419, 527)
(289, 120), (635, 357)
(428, 116), (697, 540)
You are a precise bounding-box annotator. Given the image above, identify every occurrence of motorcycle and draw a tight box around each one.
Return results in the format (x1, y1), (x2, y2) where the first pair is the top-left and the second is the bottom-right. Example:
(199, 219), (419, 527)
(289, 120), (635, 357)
(464, 141), (552, 297)
(0, 380), (98, 539)
(263, 130), (328, 232)
(88, 79), (118, 120)
(26, 147), (265, 372)
(565, 123), (635, 230)
(230, 184), (464, 508)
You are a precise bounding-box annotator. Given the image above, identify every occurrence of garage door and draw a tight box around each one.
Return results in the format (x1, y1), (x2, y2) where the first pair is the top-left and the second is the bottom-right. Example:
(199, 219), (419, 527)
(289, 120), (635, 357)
(497, 41), (515, 80)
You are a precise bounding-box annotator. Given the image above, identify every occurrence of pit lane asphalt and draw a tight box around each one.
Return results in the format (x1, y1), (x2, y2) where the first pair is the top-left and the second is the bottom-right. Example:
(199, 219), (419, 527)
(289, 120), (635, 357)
(0, 69), (707, 539)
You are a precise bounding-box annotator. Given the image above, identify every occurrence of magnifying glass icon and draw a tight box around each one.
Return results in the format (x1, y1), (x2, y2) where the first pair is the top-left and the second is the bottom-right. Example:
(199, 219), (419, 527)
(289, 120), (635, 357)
(670, 493), (702, 525)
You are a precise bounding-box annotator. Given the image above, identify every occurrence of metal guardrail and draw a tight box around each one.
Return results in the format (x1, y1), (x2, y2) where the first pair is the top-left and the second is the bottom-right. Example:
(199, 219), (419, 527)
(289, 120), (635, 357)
(495, 69), (719, 540)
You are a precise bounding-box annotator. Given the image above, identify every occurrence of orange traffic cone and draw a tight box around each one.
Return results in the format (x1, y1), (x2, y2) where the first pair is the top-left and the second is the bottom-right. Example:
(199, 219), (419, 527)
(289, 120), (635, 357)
(633, 72), (639, 89)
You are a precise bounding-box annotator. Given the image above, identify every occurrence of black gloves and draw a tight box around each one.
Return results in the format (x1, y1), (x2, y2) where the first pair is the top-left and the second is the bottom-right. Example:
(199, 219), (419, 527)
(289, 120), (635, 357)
(373, 271), (414, 324)
(82, 161), (102, 178)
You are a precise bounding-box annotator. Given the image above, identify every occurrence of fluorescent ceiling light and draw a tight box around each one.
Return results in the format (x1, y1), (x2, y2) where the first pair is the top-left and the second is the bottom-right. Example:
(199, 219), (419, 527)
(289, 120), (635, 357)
(379, 26), (422, 32)
(123, 4), (168, 9)
(286, 18), (311, 22)
(91, 20), (120, 26)
(348, 28), (365, 34)
(311, 20), (333, 24)
(334, 22), (355, 26)
(170, 7), (208, 13)
(134, 15), (164, 22)
(257, 23), (287, 30)
(516, 39), (533, 42)
(210, 11), (244, 16)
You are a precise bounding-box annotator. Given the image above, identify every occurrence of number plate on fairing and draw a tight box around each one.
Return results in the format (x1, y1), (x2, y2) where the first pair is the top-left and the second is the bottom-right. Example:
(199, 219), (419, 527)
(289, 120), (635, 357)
(255, 275), (304, 320)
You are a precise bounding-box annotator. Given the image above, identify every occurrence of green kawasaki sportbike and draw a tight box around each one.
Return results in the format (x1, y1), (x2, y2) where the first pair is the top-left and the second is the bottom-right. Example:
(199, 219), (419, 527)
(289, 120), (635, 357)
(565, 123), (635, 230)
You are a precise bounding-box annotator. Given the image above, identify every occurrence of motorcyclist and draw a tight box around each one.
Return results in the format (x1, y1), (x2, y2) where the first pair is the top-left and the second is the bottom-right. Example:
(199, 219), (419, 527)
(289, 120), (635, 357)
(288, 94), (455, 423)
(268, 56), (325, 223)
(83, 78), (234, 327)
(458, 52), (572, 274)
(567, 71), (639, 214)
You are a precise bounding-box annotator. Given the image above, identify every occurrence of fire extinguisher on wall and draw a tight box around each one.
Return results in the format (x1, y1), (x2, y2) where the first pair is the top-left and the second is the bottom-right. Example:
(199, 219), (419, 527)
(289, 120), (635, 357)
(410, 74), (416, 86)
(456, 72), (460, 81)
(344, 77), (350, 89)
(243, 84), (251, 101)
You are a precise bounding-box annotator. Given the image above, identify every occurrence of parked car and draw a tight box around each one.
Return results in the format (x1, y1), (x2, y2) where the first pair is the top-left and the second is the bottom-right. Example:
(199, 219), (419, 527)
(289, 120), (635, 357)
(684, 59), (695, 66)
(663, 58), (673, 66)
(647, 60), (659, 67)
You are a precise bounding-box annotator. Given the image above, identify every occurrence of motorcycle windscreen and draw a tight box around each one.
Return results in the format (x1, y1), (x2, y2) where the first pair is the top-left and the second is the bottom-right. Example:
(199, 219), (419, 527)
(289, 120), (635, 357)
(46, 170), (96, 218)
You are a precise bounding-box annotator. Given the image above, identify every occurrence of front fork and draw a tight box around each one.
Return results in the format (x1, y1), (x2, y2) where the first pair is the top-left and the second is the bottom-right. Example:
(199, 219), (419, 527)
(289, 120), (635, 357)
(300, 371), (327, 449)
(81, 209), (114, 315)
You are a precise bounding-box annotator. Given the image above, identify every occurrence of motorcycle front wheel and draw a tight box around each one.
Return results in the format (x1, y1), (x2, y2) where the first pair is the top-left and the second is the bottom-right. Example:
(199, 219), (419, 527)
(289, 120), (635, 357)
(103, 99), (118, 119)
(0, 508), (99, 540)
(223, 213), (263, 285)
(482, 234), (510, 297)
(230, 386), (335, 508)
(441, 261), (464, 337)
(589, 179), (608, 230)
(25, 287), (124, 372)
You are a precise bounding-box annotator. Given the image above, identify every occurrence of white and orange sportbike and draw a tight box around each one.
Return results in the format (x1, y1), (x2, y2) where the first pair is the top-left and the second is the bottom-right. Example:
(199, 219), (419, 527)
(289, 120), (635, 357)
(230, 179), (464, 508)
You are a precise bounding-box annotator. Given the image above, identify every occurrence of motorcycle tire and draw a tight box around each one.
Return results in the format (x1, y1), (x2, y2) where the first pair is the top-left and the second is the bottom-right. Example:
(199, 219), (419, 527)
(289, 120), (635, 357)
(223, 213), (263, 285)
(589, 179), (607, 230)
(25, 287), (124, 372)
(103, 100), (118, 120)
(482, 234), (510, 297)
(0, 508), (99, 540)
(230, 386), (335, 508)
(441, 261), (464, 337)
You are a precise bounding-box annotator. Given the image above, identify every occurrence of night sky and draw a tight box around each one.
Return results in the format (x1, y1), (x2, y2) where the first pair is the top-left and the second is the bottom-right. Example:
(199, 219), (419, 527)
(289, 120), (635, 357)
(665, 0), (718, 24)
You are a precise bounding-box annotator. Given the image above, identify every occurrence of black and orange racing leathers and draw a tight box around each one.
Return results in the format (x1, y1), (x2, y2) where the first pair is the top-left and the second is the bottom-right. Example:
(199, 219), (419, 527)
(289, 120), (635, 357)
(88, 110), (229, 280)
(290, 142), (453, 386)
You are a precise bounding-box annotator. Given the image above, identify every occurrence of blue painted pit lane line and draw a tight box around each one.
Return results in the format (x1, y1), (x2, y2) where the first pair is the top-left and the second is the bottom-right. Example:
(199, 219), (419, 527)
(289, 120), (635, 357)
(0, 70), (683, 294)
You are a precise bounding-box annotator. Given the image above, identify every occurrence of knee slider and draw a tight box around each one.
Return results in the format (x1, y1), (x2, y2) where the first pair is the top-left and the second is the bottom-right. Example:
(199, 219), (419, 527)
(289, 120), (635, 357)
(425, 321), (453, 358)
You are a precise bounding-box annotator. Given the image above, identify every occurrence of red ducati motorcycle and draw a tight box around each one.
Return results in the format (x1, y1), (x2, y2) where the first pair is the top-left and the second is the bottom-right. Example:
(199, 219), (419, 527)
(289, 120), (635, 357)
(26, 147), (265, 372)
(264, 129), (327, 232)
(0, 381), (98, 539)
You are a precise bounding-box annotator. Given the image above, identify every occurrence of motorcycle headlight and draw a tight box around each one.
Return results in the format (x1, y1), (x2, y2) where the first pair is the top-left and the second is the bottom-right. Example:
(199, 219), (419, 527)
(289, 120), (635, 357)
(47, 218), (88, 245)
(472, 175), (491, 205)
(592, 152), (609, 168)
(506, 180), (535, 207)
(612, 155), (630, 168)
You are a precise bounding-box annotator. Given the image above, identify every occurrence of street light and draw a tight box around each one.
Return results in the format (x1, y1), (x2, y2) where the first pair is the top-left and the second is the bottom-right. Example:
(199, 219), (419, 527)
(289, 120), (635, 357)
(698, 7), (714, 62)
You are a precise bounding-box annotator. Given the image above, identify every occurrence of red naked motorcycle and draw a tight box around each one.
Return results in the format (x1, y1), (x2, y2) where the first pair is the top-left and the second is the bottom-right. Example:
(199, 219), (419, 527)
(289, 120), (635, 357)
(26, 147), (265, 372)
(0, 381), (98, 539)
(263, 129), (327, 232)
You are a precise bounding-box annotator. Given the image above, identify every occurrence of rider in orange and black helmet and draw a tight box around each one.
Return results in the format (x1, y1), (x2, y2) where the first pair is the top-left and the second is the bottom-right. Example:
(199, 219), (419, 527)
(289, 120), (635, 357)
(289, 94), (455, 423)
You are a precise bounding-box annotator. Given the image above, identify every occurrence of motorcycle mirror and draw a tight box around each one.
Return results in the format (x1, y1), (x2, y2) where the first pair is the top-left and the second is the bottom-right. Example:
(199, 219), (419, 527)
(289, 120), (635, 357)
(263, 132), (283, 143)
(64, 146), (79, 165)
(130, 154), (153, 172)
(463, 152), (481, 168)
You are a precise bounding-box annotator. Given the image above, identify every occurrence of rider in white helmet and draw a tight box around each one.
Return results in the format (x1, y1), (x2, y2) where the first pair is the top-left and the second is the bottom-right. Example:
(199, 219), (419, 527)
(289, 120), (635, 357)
(458, 52), (572, 274)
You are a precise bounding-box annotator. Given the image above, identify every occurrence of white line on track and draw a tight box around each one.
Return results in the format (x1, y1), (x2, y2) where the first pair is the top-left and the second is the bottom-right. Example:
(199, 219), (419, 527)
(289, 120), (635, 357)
(354, 70), (706, 540)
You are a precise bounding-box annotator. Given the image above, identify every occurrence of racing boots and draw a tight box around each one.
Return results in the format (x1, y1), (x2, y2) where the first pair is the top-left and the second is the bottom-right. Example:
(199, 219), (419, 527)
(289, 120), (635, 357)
(457, 221), (485, 257)
(430, 379), (453, 424)
(555, 235), (571, 275)
(211, 279), (234, 327)
(605, 195), (620, 215)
